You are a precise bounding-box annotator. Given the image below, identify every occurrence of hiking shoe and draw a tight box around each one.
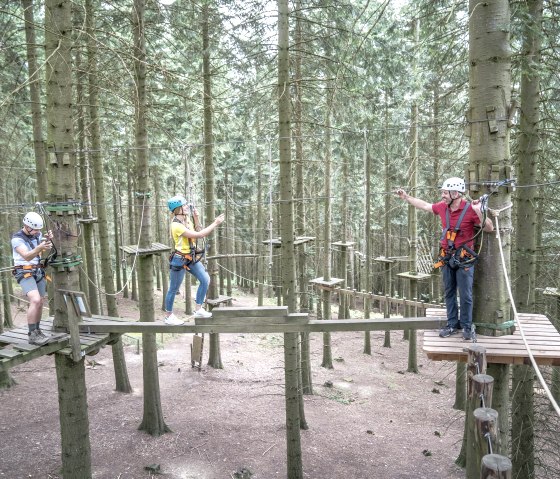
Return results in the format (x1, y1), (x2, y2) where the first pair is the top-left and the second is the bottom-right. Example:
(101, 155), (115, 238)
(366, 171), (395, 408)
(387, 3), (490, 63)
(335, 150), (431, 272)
(463, 329), (473, 341)
(439, 326), (461, 338)
(37, 329), (52, 342)
(194, 308), (212, 319)
(29, 329), (49, 346)
(164, 314), (184, 326)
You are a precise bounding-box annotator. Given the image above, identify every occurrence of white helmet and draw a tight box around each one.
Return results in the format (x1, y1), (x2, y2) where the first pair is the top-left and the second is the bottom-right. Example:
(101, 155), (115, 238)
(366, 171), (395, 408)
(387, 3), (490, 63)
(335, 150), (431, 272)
(441, 177), (465, 193)
(23, 212), (44, 230)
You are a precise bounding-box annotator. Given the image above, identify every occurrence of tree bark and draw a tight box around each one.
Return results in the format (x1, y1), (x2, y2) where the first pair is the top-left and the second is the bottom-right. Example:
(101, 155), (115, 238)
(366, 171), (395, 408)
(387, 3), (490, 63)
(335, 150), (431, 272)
(278, 0), (303, 476)
(132, 0), (169, 436)
(22, 0), (47, 201)
(45, 0), (92, 474)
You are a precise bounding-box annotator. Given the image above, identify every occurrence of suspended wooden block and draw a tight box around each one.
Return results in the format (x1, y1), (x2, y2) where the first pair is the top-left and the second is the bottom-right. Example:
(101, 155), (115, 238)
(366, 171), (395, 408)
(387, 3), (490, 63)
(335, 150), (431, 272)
(373, 256), (397, 264)
(332, 241), (355, 248)
(262, 236), (315, 247)
(195, 306), (308, 326)
(397, 271), (431, 281)
(309, 277), (344, 291)
(206, 295), (233, 307)
(120, 242), (171, 256)
(542, 287), (560, 297)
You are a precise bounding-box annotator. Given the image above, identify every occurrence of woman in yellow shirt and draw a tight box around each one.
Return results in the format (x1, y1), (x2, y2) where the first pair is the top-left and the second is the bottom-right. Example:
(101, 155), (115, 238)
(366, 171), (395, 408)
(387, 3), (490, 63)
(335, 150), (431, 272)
(164, 195), (225, 325)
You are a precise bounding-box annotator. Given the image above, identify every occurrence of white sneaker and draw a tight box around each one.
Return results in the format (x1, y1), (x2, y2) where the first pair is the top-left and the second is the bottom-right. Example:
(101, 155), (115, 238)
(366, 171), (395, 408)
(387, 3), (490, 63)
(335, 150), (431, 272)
(194, 308), (212, 319)
(164, 313), (184, 325)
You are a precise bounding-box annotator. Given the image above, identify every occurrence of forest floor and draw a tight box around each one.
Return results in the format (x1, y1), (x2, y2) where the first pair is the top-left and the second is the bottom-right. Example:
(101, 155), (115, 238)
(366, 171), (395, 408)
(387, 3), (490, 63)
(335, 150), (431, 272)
(0, 287), (467, 479)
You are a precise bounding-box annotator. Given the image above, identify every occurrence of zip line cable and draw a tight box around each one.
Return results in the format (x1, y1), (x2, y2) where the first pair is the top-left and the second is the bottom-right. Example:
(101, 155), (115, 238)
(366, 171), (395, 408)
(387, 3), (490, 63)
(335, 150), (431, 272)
(493, 203), (560, 418)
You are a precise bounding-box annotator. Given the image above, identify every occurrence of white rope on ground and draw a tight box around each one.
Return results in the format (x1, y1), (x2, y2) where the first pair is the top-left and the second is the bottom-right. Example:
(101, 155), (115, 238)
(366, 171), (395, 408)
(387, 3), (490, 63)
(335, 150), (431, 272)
(80, 196), (147, 297)
(492, 204), (560, 417)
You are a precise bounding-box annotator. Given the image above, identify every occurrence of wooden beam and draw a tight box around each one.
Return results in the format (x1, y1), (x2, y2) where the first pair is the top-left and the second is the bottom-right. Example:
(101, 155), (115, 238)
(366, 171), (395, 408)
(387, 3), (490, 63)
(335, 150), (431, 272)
(78, 317), (445, 335)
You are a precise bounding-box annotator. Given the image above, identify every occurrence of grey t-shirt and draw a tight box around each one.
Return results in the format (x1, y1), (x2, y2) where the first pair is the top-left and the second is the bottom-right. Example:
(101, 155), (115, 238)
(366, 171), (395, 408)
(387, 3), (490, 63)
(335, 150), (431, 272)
(11, 231), (42, 266)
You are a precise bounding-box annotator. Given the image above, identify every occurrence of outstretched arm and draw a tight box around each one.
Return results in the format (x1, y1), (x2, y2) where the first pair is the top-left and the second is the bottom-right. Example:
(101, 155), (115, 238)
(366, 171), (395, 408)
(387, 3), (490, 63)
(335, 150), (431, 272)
(395, 189), (433, 212)
(181, 213), (225, 239)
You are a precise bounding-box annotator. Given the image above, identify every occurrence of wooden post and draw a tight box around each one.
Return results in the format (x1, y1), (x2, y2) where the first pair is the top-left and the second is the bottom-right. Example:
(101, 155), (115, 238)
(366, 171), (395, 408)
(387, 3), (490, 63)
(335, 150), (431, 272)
(474, 407), (499, 467)
(457, 345), (487, 468)
(467, 372), (494, 478)
(480, 454), (512, 479)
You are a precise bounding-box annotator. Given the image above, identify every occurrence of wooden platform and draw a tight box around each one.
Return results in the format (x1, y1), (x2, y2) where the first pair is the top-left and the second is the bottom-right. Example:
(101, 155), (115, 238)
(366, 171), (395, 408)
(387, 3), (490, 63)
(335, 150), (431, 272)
(423, 312), (560, 366)
(0, 316), (120, 372)
(120, 242), (171, 256)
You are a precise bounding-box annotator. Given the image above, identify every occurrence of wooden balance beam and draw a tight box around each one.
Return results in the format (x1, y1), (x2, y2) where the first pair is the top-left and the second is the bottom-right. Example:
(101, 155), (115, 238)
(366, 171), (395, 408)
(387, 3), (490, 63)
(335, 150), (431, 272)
(77, 306), (445, 335)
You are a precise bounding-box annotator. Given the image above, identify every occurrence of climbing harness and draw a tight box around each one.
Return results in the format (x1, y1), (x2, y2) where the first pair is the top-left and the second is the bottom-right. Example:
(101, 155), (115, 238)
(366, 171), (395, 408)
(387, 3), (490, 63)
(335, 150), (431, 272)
(11, 231), (46, 283)
(434, 201), (479, 270)
(169, 216), (206, 271)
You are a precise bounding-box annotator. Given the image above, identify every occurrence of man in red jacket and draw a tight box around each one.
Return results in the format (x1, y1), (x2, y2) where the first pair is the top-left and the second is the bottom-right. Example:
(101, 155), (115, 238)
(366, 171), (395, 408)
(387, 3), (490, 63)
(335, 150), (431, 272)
(396, 177), (494, 340)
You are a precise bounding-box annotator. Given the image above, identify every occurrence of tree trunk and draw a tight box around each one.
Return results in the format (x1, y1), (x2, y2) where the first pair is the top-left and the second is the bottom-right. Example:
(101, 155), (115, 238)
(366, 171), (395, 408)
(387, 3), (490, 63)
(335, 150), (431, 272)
(468, 0), (513, 460)
(45, 0), (92, 474)
(132, 0), (169, 436)
(321, 109), (333, 369)
(22, 0), (47, 201)
(383, 90), (392, 348)
(363, 134), (372, 354)
(200, 2), (223, 369)
(469, 0), (514, 337)
(278, 1), (303, 476)
(86, 0), (118, 318)
(511, 2), (542, 477)
(74, 35), (100, 315)
(406, 19), (420, 374)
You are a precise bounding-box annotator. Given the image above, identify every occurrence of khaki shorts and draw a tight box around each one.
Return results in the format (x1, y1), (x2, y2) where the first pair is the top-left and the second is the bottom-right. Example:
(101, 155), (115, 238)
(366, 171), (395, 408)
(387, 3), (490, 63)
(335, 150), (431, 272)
(19, 273), (46, 297)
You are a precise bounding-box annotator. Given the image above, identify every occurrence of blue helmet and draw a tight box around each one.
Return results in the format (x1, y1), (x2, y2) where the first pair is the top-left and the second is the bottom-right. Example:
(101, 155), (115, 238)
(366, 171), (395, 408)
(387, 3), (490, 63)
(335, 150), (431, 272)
(168, 195), (187, 212)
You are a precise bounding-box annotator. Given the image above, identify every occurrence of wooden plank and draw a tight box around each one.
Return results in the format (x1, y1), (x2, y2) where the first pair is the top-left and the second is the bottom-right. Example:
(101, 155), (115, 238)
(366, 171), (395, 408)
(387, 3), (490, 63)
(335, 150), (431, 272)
(195, 314), (306, 326)
(211, 307), (288, 318)
(0, 339), (70, 372)
(0, 349), (21, 359)
(78, 317), (446, 334)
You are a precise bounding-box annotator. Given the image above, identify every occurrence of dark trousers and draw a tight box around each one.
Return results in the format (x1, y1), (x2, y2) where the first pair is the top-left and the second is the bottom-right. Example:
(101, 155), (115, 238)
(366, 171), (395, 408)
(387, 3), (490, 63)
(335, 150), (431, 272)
(442, 264), (474, 330)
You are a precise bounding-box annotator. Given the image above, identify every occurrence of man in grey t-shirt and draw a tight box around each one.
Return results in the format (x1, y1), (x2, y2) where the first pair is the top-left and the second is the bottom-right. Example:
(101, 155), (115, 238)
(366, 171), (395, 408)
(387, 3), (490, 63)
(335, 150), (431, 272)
(11, 212), (53, 345)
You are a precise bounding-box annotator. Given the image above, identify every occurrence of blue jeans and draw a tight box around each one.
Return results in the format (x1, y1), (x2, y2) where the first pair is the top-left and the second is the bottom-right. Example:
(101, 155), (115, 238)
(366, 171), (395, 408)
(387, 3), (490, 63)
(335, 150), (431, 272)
(442, 264), (474, 331)
(164, 255), (210, 313)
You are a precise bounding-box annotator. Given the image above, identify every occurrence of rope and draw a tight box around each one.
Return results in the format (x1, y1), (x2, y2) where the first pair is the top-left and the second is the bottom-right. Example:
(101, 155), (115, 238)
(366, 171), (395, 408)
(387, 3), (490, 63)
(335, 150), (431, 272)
(493, 206), (560, 417)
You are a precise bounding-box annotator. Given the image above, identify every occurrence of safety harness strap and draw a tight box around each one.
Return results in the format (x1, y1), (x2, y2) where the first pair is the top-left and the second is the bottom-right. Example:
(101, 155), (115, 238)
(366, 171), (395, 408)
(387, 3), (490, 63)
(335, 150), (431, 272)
(441, 201), (471, 250)
(434, 202), (478, 270)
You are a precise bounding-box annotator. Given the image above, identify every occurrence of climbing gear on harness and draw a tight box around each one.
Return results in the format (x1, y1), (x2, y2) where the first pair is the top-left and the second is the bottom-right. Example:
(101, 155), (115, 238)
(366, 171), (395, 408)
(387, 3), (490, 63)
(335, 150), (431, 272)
(168, 195), (188, 213)
(434, 202), (479, 270)
(12, 264), (46, 283)
(170, 248), (205, 271)
(22, 212), (44, 230)
(440, 177), (465, 193)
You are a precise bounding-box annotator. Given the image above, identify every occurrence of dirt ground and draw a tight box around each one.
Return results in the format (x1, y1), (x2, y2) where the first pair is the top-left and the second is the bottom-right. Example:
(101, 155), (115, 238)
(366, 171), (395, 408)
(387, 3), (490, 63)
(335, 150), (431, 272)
(0, 289), (466, 479)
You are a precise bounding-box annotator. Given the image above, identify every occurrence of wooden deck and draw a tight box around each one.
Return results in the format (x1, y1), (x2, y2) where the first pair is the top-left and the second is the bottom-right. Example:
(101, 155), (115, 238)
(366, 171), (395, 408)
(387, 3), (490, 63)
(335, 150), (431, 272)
(0, 316), (120, 372)
(423, 309), (560, 366)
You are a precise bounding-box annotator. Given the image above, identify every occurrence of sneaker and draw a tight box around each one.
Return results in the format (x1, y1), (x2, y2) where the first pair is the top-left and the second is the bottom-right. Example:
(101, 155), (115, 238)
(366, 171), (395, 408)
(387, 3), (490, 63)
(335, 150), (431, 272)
(439, 326), (461, 338)
(463, 329), (473, 341)
(164, 314), (184, 326)
(37, 329), (52, 343)
(194, 308), (212, 319)
(29, 329), (49, 346)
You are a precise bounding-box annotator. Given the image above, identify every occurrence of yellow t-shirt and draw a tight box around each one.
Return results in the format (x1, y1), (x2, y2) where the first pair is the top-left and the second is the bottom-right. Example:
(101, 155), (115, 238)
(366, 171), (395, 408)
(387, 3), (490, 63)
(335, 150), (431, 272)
(170, 219), (195, 254)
